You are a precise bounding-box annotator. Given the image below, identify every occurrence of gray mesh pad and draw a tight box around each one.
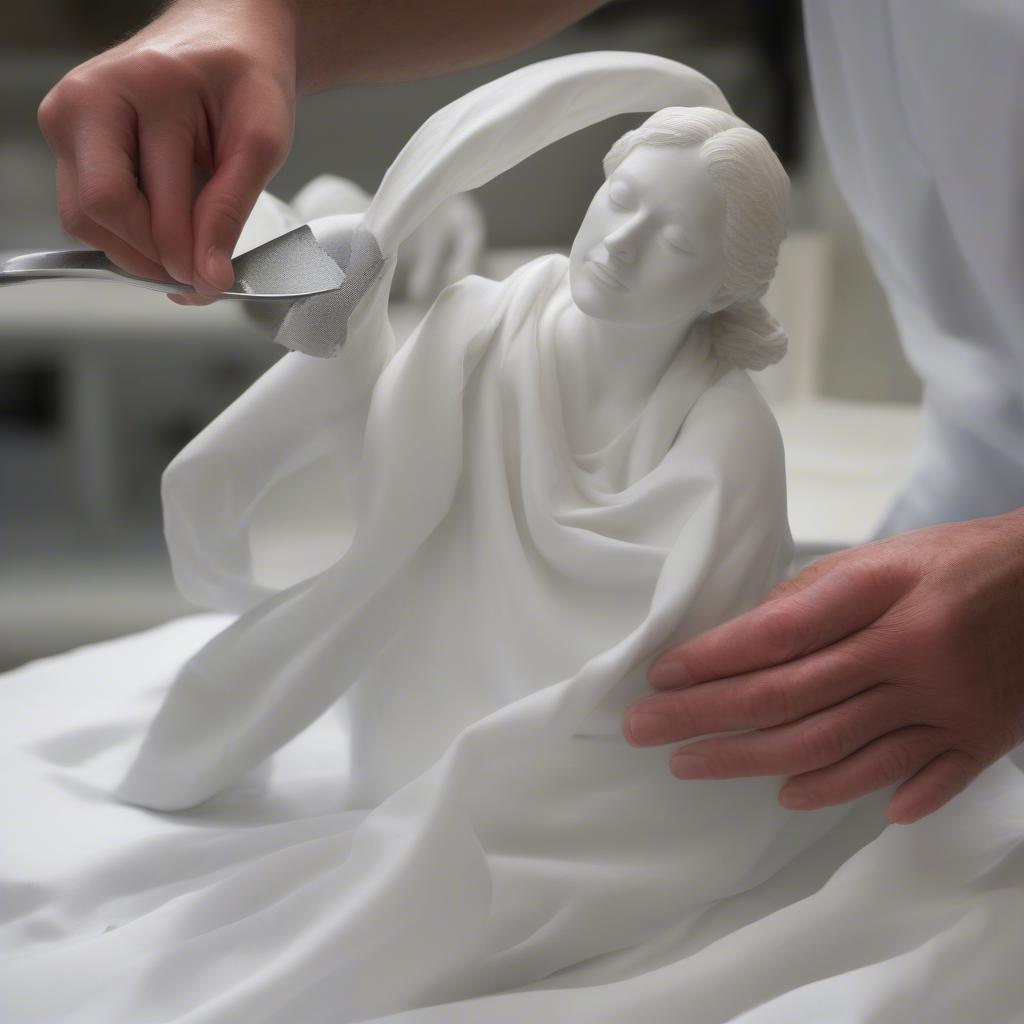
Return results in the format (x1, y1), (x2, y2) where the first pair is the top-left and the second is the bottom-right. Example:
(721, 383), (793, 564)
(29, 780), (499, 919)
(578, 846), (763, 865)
(272, 228), (386, 358)
(239, 226), (387, 358)
(232, 225), (344, 299)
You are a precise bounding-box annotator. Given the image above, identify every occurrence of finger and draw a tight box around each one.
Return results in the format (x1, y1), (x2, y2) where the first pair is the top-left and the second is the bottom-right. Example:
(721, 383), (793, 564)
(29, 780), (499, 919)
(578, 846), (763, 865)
(192, 125), (288, 293)
(648, 557), (904, 690)
(667, 683), (909, 779)
(138, 114), (197, 284)
(55, 157), (169, 281)
(166, 293), (218, 306)
(754, 550), (844, 607)
(625, 634), (880, 746)
(884, 748), (986, 825)
(776, 726), (949, 812)
(72, 95), (160, 264)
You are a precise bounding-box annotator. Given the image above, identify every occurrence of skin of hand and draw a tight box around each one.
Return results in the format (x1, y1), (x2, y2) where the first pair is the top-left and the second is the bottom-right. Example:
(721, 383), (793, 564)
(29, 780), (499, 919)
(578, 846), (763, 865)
(622, 508), (1024, 826)
(36, 0), (608, 305)
(36, 0), (298, 301)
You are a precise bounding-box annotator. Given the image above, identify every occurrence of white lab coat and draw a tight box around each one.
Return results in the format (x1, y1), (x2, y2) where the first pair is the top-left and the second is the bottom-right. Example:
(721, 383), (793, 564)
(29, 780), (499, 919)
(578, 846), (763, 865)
(804, 0), (1024, 535)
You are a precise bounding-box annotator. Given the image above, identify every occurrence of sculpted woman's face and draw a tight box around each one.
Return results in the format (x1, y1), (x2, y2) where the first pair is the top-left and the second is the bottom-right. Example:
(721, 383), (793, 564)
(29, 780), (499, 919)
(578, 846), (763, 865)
(569, 143), (728, 327)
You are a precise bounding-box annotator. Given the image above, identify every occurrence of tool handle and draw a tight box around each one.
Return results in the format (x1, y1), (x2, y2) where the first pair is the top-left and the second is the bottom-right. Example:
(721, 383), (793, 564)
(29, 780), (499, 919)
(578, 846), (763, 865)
(0, 248), (191, 293)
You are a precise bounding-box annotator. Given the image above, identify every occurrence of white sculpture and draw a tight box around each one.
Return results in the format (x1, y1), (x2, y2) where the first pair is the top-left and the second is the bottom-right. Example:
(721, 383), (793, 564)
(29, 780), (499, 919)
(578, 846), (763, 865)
(119, 56), (796, 819)
(6, 51), (1023, 1024)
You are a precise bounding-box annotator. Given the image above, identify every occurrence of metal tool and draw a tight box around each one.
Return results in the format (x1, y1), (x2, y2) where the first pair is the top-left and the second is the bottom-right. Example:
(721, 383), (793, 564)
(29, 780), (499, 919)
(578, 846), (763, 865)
(0, 225), (344, 301)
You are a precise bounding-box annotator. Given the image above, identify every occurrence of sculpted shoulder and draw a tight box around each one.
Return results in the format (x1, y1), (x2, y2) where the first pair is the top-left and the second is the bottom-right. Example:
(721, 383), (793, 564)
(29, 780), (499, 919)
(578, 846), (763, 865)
(677, 363), (786, 493)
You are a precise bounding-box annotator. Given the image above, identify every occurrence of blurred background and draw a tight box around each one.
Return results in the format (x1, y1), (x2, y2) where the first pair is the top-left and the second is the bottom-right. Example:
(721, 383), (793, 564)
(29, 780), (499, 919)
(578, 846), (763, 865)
(0, 0), (923, 670)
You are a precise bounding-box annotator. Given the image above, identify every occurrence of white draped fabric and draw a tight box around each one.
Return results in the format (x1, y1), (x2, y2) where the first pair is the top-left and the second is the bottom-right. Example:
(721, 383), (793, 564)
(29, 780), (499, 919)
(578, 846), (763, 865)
(3, 50), (1024, 1024)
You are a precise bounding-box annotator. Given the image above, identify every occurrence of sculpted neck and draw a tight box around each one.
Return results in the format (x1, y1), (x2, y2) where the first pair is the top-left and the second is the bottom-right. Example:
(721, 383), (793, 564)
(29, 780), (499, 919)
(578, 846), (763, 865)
(555, 300), (704, 454)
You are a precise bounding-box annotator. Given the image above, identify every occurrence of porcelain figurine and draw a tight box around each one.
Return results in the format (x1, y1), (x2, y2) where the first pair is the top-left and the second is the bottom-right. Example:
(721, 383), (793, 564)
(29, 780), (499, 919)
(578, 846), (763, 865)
(4, 52), (963, 1024)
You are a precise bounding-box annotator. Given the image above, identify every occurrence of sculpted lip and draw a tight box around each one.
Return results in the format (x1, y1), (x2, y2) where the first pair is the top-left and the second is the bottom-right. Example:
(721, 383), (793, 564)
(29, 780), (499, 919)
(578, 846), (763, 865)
(586, 259), (628, 291)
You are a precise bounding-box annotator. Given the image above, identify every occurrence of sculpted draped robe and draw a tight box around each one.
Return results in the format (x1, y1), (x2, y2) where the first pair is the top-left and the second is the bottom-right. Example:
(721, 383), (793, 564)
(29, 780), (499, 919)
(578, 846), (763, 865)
(116, 52), (797, 814)
(106, 260), (837, 1021)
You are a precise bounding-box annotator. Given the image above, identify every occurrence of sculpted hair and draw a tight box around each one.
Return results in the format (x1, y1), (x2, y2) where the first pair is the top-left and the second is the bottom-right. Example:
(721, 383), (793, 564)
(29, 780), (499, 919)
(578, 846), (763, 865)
(604, 107), (790, 370)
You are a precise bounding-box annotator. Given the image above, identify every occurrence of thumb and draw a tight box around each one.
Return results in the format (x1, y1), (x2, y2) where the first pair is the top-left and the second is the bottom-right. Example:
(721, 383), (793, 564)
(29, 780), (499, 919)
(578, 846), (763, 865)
(192, 128), (289, 292)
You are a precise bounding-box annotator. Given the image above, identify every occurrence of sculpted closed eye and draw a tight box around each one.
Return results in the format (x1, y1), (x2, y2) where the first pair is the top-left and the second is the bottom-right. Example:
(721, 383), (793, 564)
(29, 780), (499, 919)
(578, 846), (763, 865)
(661, 224), (695, 254)
(607, 180), (635, 209)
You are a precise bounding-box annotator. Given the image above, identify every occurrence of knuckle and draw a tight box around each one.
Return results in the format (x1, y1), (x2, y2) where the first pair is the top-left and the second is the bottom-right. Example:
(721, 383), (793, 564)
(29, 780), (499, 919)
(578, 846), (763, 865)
(78, 181), (128, 222)
(742, 679), (792, 728)
(758, 604), (813, 664)
(830, 638), (882, 678)
(37, 74), (93, 139)
(873, 741), (918, 784)
(58, 204), (92, 240)
(798, 719), (847, 766)
(192, 41), (252, 78)
(202, 191), (247, 235)
(36, 93), (61, 136)
(44, 73), (84, 109)
(58, 204), (101, 244)
(239, 125), (289, 169)
(845, 553), (905, 597)
(122, 46), (203, 95)
(662, 698), (702, 740)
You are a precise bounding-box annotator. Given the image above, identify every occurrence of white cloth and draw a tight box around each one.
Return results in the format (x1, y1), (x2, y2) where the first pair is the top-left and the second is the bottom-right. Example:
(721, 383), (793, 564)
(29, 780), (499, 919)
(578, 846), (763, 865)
(803, 0), (1024, 534)
(4, 50), (1024, 1024)
(3, 618), (1024, 1023)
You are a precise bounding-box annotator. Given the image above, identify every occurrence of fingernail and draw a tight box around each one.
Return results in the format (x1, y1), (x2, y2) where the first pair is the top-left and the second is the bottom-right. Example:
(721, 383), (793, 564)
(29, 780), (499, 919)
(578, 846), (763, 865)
(648, 659), (691, 689)
(671, 752), (710, 778)
(625, 712), (669, 745)
(204, 247), (234, 291)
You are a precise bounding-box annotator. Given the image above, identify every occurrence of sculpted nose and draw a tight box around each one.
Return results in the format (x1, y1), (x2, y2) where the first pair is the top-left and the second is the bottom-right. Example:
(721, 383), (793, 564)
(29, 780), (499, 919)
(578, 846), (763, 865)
(604, 214), (644, 264)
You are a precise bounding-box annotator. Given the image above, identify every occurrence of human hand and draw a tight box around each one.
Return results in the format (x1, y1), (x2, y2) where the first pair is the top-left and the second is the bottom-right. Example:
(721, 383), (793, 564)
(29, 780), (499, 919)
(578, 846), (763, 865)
(622, 509), (1024, 825)
(36, 0), (297, 302)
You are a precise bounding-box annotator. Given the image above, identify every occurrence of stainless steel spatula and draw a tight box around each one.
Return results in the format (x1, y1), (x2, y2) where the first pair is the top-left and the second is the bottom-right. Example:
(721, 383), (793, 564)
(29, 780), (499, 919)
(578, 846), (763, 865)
(0, 225), (344, 301)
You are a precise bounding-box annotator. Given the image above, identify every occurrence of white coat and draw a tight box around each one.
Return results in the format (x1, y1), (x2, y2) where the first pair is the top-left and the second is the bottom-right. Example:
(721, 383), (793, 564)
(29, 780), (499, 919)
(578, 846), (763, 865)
(804, 0), (1024, 534)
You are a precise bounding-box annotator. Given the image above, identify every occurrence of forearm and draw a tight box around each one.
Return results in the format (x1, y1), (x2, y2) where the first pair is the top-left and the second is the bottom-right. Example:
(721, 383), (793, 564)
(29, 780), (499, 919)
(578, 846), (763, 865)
(284, 0), (611, 92)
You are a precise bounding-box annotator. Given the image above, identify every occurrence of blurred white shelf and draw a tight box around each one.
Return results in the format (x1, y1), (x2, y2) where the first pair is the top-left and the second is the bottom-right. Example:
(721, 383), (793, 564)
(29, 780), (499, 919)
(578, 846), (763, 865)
(0, 554), (193, 672)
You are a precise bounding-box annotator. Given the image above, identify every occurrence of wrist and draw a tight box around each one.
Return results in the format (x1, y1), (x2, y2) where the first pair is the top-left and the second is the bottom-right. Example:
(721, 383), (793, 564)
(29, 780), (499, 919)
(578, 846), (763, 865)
(157, 0), (300, 85)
